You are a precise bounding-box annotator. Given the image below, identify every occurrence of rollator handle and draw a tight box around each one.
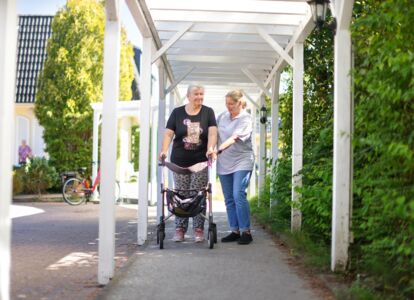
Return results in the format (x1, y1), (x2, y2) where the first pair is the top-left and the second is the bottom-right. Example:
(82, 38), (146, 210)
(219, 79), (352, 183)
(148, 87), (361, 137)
(159, 154), (166, 166)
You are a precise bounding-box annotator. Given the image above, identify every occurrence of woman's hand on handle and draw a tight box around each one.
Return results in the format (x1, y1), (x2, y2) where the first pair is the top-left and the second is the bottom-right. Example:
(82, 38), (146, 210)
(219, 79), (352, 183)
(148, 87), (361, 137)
(206, 148), (217, 162)
(159, 128), (174, 163)
(159, 151), (167, 162)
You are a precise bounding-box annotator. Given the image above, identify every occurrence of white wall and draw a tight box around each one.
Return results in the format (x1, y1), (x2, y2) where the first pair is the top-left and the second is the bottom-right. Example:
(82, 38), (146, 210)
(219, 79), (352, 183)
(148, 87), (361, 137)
(14, 105), (46, 164)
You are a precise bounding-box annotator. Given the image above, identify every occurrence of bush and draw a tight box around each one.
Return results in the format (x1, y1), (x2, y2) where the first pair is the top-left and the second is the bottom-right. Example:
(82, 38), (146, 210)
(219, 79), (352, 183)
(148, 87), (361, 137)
(23, 157), (59, 195)
(351, 1), (414, 297)
(252, 1), (414, 299)
(13, 168), (25, 195)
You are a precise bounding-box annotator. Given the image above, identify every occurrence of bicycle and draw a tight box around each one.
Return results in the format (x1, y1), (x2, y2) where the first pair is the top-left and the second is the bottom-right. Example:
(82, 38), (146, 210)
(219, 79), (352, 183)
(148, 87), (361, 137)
(61, 167), (121, 206)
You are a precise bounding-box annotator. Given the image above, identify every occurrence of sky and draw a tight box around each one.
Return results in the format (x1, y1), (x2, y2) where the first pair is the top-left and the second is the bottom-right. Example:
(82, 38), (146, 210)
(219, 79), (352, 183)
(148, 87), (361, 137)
(16, 0), (143, 47)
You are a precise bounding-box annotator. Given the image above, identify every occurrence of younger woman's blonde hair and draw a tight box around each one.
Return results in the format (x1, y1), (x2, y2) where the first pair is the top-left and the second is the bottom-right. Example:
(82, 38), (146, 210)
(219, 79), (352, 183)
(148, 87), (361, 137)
(226, 90), (246, 108)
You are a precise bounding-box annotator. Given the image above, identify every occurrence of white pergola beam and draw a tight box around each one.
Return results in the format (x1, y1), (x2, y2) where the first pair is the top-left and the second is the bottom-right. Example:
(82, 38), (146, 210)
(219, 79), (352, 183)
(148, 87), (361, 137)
(91, 111), (100, 200)
(171, 61), (272, 70)
(336, 0), (355, 31)
(165, 66), (194, 95)
(258, 95), (267, 198)
(168, 54), (275, 65)
(242, 68), (272, 98)
(249, 109), (257, 198)
(150, 107), (158, 206)
(155, 22), (297, 36)
(330, 1), (337, 18)
(98, 2), (120, 284)
(256, 25), (294, 67)
(148, 0), (309, 15)
(331, 0), (354, 272)
(159, 31), (291, 45)
(125, 0), (152, 38)
(151, 10), (305, 26)
(291, 42), (303, 232)
(181, 79), (259, 87)
(152, 23), (193, 64)
(166, 40), (275, 51)
(176, 69), (269, 77)
(243, 92), (260, 109)
(166, 48), (279, 59)
(0, 1), (17, 299)
(264, 13), (314, 87)
(138, 37), (152, 246)
(270, 72), (281, 210)
(106, 0), (119, 21)
(185, 74), (267, 82)
(157, 64), (166, 222)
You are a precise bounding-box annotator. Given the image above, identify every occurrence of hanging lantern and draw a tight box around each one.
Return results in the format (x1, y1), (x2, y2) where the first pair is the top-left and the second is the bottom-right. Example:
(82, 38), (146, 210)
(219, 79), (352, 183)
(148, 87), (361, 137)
(260, 105), (267, 124)
(307, 0), (329, 29)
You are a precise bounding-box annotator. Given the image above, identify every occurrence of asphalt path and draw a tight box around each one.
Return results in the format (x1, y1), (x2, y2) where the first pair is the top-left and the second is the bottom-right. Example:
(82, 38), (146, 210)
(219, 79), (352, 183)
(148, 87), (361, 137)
(98, 201), (327, 300)
(11, 202), (139, 300)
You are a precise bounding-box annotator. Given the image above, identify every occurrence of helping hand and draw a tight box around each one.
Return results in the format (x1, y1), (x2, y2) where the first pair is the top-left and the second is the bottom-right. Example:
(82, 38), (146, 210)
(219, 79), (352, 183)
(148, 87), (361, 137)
(206, 149), (217, 162)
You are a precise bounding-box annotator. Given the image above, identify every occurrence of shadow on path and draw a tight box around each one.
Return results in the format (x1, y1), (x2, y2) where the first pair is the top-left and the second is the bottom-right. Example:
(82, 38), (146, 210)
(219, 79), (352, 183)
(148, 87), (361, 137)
(97, 201), (323, 300)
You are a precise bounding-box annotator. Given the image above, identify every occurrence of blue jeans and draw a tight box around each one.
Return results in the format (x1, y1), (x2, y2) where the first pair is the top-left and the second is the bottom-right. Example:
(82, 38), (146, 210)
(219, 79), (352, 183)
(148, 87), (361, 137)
(219, 170), (252, 232)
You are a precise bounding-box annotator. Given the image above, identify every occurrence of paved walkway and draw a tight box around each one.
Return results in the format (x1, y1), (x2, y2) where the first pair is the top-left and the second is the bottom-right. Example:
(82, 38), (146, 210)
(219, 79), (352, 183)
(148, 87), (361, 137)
(97, 201), (324, 300)
(11, 202), (138, 300)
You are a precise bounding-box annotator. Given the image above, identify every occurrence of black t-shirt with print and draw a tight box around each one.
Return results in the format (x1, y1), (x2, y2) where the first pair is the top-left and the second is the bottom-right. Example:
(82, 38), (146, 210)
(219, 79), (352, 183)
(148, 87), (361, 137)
(166, 105), (217, 167)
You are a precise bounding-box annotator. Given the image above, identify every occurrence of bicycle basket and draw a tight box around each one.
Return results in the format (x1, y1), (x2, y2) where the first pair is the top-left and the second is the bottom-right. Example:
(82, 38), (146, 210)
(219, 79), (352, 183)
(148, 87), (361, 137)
(166, 189), (207, 218)
(60, 171), (78, 184)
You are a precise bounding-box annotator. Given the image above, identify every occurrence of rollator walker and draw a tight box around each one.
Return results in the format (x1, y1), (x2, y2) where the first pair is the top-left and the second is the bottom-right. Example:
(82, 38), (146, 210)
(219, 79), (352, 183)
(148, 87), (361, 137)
(157, 155), (218, 249)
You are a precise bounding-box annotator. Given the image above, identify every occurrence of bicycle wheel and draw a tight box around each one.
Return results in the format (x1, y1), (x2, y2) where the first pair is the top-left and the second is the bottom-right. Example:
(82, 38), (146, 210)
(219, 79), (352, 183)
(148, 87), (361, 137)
(62, 178), (87, 205)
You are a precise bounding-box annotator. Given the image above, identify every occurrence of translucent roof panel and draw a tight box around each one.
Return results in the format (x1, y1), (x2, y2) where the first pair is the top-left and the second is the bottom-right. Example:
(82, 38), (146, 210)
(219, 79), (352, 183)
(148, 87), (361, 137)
(145, 0), (312, 111)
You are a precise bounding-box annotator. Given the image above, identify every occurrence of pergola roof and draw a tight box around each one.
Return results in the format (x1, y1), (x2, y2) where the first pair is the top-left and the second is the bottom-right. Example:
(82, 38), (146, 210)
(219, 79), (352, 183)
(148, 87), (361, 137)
(139, 0), (314, 111)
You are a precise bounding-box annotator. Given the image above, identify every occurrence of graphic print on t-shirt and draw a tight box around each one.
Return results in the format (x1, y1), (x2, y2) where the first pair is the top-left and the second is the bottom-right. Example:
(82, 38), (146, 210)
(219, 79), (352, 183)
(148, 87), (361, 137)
(182, 118), (203, 150)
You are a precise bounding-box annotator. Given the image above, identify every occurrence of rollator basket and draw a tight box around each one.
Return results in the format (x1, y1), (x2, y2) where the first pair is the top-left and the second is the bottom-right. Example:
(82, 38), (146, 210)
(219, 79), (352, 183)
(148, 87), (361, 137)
(166, 189), (207, 218)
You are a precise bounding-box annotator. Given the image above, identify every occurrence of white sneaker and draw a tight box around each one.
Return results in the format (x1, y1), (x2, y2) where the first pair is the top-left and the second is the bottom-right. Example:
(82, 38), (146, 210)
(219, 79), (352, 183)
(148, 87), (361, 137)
(194, 228), (205, 243)
(172, 228), (185, 242)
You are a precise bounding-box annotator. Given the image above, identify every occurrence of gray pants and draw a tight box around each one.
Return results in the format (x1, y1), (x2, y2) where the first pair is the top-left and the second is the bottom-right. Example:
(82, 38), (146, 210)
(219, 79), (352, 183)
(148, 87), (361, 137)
(173, 168), (208, 232)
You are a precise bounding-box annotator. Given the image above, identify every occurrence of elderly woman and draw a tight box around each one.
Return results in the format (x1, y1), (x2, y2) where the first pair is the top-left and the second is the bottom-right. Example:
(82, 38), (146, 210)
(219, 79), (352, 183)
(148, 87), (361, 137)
(159, 84), (217, 242)
(216, 90), (254, 245)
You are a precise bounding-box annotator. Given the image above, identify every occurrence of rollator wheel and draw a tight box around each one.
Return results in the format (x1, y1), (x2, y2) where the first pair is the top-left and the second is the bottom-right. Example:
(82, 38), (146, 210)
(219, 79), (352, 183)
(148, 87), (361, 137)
(158, 230), (165, 249)
(208, 229), (214, 249)
(213, 226), (217, 244)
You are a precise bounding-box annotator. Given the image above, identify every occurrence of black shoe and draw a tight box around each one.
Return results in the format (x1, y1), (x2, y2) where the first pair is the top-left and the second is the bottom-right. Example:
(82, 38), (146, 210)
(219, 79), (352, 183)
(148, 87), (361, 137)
(238, 232), (253, 245)
(221, 231), (240, 242)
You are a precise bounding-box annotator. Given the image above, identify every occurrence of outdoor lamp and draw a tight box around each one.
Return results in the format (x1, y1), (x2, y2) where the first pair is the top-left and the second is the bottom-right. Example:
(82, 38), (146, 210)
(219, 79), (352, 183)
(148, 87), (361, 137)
(260, 105), (267, 125)
(307, 0), (329, 29)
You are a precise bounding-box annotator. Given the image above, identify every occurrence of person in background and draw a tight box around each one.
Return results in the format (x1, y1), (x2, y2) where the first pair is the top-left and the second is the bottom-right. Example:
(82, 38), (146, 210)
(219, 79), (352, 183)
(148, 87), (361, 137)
(216, 90), (254, 245)
(18, 139), (33, 165)
(159, 84), (217, 243)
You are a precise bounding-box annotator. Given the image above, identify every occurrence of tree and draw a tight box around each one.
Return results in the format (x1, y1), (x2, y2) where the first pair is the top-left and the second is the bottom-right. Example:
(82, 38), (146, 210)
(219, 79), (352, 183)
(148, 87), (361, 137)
(35, 0), (134, 173)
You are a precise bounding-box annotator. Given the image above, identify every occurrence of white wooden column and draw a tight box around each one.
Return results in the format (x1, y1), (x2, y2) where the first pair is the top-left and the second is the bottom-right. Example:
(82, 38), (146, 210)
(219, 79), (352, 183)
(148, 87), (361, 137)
(98, 2), (120, 284)
(156, 65), (166, 222)
(331, 0), (354, 271)
(258, 95), (267, 200)
(270, 72), (281, 210)
(138, 37), (152, 245)
(0, 1), (17, 299)
(150, 107), (158, 206)
(119, 117), (131, 189)
(167, 92), (175, 187)
(291, 42), (304, 232)
(249, 108), (257, 198)
(91, 110), (100, 200)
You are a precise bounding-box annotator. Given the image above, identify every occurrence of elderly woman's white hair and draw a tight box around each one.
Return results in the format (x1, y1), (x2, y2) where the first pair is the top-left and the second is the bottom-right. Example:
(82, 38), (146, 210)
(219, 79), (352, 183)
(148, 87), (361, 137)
(187, 84), (205, 96)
